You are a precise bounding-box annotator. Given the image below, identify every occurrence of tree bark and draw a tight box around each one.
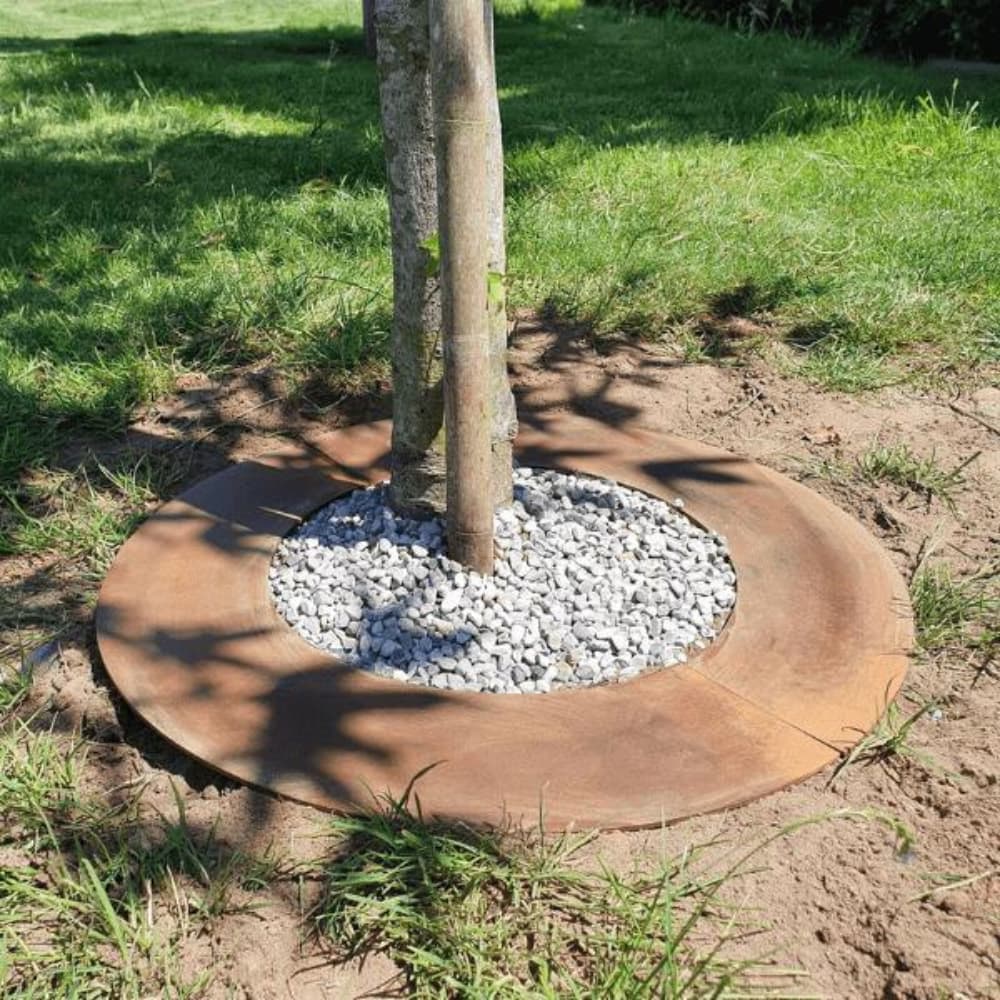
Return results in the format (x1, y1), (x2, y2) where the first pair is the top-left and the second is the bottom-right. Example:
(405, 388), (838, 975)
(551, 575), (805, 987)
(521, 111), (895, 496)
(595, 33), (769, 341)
(375, 0), (446, 518)
(374, 0), (514, 519)
(430, 0), (494, 572)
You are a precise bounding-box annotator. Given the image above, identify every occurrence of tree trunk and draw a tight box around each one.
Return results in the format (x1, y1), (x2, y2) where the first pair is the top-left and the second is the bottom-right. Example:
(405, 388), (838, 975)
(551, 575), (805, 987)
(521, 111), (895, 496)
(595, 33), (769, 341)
(374, 0), (514, 519)
(363, 0), (377, 58)
(376, 0), (446, 518)
(483, 0), (517, 507)
(430, 0), (494, 573)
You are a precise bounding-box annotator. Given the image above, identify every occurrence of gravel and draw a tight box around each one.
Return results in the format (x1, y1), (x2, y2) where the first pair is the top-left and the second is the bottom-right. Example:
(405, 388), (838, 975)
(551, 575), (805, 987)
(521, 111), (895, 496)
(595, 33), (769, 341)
(269, 468), (736, 694)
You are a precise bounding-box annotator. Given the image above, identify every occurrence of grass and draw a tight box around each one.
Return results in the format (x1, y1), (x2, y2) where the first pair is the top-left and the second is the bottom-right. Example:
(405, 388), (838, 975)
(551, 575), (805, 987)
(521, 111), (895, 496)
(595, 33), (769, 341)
(829, 699), (939, 782)
(0, 450), (189, 564)
(0, 446), (197, 660)
(908, 867), (999, 904)
(0, 651), (919, 998)
(856, 442), (978, 511)
(311, 783), (917, 998)
(910, 562), (998, 655)
(2, 0), (1000, 498)
(2, 670), (812, 999)
(0, 670), (289, 998)
(793, 437), (979, 518)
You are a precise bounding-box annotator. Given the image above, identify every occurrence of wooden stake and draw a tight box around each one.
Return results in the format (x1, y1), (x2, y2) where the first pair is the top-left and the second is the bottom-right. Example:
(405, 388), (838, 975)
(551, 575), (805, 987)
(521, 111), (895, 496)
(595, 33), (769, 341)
(430, 0), (494, 574)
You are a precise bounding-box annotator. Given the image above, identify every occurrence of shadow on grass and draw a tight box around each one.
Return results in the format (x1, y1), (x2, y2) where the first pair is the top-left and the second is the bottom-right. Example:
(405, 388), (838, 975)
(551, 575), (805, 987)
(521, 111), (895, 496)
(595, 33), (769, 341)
(3, 5), (999, 487)
(4, 8), (999, 244)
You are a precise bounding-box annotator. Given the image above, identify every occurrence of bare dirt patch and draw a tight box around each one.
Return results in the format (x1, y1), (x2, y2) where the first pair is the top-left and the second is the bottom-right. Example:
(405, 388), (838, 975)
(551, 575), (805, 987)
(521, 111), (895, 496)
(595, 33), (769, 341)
(5, 323), (997, 998)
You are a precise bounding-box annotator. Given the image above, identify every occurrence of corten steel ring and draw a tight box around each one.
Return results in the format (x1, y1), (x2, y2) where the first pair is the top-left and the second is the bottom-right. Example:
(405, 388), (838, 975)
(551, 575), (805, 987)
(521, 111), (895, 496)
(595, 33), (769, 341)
(96, 414), (912, 830)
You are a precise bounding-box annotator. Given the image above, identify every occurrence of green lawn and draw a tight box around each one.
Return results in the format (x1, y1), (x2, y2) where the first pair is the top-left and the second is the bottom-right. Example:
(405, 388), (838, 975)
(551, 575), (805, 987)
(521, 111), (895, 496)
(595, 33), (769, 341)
(1, 0), (999, 493)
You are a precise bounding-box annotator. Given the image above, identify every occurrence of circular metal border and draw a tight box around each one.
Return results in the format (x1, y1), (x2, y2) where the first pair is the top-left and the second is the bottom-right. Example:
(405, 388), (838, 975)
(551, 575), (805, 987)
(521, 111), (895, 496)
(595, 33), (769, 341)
(96, 415), (912, 829)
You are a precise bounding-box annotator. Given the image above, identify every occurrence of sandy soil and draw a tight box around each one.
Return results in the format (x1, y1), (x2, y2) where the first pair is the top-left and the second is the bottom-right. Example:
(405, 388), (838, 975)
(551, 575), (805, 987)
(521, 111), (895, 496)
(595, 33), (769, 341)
(9, 319), (998, 999)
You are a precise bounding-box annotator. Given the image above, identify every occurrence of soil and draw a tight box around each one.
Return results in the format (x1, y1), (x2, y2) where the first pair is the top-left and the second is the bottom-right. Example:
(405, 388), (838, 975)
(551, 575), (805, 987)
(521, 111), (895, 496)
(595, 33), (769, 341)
(6, 319), (998, 999)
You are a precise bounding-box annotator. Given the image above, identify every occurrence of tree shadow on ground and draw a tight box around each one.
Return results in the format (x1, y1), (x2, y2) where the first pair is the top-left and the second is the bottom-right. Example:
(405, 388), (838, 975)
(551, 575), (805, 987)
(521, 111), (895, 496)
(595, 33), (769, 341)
(0, 304), (750, 820)
(0, 308), (773, 998)
(65, 323), (751, 827)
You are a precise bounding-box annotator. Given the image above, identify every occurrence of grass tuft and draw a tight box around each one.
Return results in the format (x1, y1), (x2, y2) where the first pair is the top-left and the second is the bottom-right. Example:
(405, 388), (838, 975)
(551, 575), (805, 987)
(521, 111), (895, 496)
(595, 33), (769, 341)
(0, 452), (190, 565)
(856, 443), (977, 510)
(0, 671), (284, 998)
(312, 780), (823, 998)
(910, 563), (998, 654)
(829, 700), (939, 782)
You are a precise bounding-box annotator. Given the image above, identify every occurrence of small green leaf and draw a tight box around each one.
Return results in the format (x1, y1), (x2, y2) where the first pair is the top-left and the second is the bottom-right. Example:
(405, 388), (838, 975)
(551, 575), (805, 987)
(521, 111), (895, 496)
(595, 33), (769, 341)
(486, 270), (504, 308)
(420, 232), (441, 278)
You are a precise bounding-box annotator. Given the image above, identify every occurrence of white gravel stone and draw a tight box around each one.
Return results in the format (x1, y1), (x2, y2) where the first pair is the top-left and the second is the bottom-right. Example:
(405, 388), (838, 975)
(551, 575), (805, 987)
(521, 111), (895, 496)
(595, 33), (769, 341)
(269, 468), (736, 694)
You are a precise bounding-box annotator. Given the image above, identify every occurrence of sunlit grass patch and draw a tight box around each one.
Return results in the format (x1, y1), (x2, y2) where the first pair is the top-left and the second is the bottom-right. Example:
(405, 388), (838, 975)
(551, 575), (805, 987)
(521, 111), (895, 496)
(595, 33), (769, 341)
(856, 443), (977, 511)
(0, 671), (286, 998)
(312, 780), (846, 998)
(910, 563), (998, 654)
(797, 339), (897, 392)
(3, 0), (1000, 490)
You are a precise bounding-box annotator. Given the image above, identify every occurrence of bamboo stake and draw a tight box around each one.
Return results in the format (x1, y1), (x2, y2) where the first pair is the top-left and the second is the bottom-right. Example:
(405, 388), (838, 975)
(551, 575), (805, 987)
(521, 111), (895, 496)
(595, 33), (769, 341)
(430, 0), (494, 573)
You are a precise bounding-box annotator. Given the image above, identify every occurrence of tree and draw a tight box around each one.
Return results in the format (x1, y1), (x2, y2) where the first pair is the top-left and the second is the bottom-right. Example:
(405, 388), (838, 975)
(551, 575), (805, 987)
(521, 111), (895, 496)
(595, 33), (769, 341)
(374, 0), (516, 535)
(430, 0), (494, 573)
